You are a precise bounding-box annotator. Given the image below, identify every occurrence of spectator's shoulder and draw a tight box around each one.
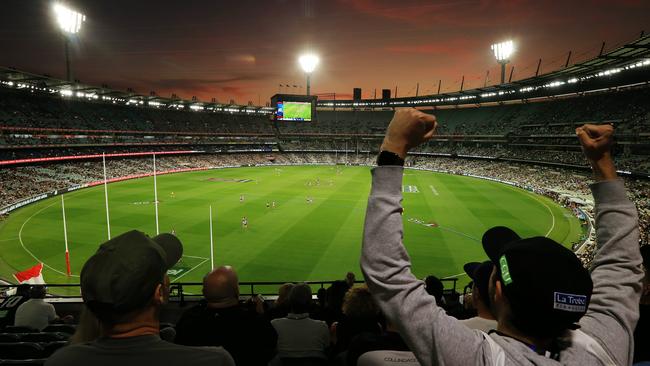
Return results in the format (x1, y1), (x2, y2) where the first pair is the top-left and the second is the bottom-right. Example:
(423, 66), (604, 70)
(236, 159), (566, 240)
(176, 345), (235, 365)
(44, 343), (93, 365)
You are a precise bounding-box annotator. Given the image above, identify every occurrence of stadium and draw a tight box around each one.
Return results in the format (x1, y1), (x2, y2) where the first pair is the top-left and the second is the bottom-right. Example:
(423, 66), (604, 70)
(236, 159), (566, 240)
(0, 1), (649, 365)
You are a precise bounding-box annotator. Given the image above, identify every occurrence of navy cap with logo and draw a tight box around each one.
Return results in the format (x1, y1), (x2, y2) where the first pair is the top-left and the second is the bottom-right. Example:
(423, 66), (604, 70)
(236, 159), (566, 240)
(463, 260), (493, 308)
(481, 226), (593, 337)
(81, 230), (183, 318)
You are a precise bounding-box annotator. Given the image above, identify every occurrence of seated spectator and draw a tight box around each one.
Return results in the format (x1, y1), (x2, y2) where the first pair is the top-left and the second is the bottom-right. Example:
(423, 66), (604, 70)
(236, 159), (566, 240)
(331, 285), (381, 355)
(461, 260), (497, 332)
(0, 283), (30, 328)
(424, 275), (444, 306)
(14, 285), (71, 331)
(322, 280), (349, 326)
(271, 283), (329, 360)
(267, 282), (294, 320)
(346, 272), (356, 287)
(347, 318), (413, 366)
(174, 266), (277, 366)
(46, 230), (234, 366)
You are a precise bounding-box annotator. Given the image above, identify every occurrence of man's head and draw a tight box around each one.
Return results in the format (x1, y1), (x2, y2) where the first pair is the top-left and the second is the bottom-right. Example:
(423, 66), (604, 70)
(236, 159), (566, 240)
(276, 283), (295, 305)
(29, 285), (46, 299)
(202, 266), (240, 307)
(16, 284), (31, 297)
(80, 230), (183, 327)
(463, 261), (493, 312)
(483, 226), (593, 339)
(288, 283), (312, 314)
(342, 285), (378, 319)
(424, 275), (444, 304)
(345, 272), (356, 287)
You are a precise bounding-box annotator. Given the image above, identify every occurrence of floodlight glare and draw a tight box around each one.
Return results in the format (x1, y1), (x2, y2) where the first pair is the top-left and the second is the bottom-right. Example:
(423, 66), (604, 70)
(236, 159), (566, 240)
(491, 40), (514, 84)
(298, 53), (319, 96)
(299, 54), (319, 73)
(53, 3), (86, 34)
(491, 40), (514, 62)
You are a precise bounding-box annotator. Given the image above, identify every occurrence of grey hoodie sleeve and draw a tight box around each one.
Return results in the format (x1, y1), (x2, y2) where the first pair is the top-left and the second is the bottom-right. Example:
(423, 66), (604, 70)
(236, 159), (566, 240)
(578, 179), (642, 366)
(361, 166), (490, 366)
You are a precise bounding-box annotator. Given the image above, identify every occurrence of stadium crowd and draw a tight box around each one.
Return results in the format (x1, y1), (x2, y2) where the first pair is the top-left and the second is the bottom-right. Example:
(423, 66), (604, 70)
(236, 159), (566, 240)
(2, 84), (649, 175)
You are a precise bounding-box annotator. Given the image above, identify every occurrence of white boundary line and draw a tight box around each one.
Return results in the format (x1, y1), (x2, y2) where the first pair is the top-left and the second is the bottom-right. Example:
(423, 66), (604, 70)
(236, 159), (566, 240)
(530, 196), (556, 237)
(443, 272), (467, 279)
(182, 255), (210, 260)
(171, 258), (209, 283)
(18, 201), (80, 277)
(501, 184), (557, 238)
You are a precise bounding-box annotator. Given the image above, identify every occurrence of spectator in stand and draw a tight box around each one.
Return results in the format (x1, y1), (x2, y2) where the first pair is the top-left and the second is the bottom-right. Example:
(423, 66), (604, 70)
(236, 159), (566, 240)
(46, 230), (234, 366)
(0, 283), (30, 328)
(322, 280), (350, 326)
(461, 261), (497, 332)
(346, 272), (356, 287)
(174, 266), (277, 366)
(267, 282), (294, 320)
(271, 283), (330, 362)
(331, 285), (382, 356)
(347, 318), (415, 366)
(14, 285), (71, 331)
(361, 110), (642, 365)
(634, 245), (650, 364)
(424, 275), (444, 306)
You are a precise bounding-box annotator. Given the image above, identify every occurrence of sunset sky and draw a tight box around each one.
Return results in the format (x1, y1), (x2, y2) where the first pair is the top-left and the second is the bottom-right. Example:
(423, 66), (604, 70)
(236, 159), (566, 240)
(1, 0), (648, 104)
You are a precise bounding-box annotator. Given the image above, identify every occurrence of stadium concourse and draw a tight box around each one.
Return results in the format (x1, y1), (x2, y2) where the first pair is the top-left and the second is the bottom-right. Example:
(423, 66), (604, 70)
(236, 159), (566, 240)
(0, 35), (649, 365)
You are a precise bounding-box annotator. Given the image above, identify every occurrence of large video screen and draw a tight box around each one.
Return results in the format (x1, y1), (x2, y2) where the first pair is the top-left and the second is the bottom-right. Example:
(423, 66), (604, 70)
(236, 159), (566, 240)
(276, 101), (312, 121)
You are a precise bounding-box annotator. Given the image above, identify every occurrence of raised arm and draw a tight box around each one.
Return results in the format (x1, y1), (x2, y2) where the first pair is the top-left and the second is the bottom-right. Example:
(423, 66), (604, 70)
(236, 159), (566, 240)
(575, 124), (643, 365)
(361, 109), (489, 365)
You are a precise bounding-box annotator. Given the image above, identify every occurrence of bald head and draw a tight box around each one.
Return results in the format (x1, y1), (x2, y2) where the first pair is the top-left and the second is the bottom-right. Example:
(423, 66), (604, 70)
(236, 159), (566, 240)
(202, 266), (240, 307)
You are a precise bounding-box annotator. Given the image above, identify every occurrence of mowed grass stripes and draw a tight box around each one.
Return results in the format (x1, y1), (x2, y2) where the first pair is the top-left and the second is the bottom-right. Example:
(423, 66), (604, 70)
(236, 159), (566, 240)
(0, 166), (582, 292)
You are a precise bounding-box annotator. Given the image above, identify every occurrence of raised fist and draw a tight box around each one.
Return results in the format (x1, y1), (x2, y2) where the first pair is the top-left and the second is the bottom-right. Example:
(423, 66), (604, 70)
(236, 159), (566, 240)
(576, 124), (617, 181)
(381, 108), (437, 158)
(575, 124), (614, 162)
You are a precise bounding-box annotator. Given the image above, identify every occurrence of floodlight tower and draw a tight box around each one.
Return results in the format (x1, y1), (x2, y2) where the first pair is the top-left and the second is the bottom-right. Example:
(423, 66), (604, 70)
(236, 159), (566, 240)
(491, 40), (514, 84)
(53, 3), (86, 82)
(298, 54), (319, 96)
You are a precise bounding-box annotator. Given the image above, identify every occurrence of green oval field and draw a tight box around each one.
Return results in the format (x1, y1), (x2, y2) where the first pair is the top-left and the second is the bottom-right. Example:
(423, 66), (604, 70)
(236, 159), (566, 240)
(0, 165), (583, 293)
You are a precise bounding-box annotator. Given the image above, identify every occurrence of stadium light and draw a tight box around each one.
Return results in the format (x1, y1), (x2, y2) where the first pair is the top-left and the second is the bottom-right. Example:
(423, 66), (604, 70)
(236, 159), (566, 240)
(298, 54), (319, 96)
(53, 3), (86, 82)
(491, 40), (514, 84)
(53, 3), (86, 34)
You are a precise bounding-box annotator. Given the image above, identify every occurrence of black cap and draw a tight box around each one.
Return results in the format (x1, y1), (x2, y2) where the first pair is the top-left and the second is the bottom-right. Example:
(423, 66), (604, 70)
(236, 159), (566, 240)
(81, 230), (183, 316)
(463, 260), (493, 307)
(481, 226), (593, 336)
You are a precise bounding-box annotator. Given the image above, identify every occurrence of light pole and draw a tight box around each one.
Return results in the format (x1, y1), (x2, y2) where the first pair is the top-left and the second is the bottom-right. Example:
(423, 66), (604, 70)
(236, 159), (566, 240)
(298, 54), (319, 96)
(53, 3), (86, 82)
(491, 40), (514, 84)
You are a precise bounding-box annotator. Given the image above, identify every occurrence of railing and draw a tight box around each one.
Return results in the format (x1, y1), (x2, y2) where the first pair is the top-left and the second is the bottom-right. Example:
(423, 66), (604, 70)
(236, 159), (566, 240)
(0, 278), (459, 304)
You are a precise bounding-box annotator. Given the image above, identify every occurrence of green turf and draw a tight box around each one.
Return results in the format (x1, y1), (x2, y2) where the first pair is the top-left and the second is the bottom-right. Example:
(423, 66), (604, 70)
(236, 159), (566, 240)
(0, 166), (583, 295)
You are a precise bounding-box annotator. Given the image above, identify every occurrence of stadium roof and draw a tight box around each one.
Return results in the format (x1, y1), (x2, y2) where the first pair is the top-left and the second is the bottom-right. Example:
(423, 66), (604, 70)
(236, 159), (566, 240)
(1, 36), (649, 112)
(318, 35), (650, 108)
(0, 67), (275, 115)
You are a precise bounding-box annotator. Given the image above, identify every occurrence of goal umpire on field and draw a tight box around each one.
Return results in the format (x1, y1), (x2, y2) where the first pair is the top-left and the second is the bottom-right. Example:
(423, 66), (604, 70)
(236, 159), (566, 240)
(361, 108), (643, 365)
